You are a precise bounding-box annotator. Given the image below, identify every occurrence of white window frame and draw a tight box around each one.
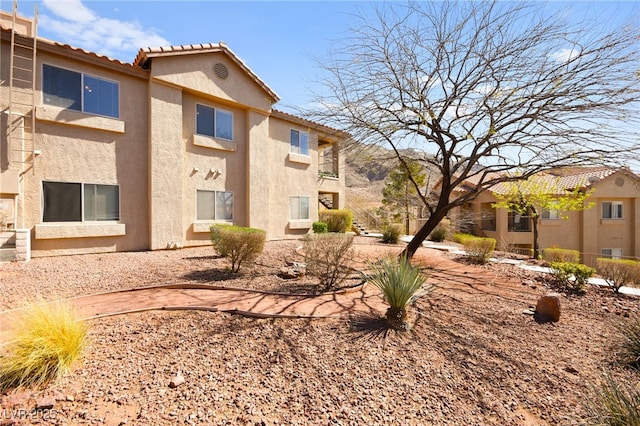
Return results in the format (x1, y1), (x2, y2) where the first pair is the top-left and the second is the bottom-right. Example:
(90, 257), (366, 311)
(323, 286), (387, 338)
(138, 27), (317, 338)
(42, 63), (120, 118)
(290, 129), (309, 156)
(542, 208), (560, 220)
(196, 190), (234, 221)
(290, 196), (310, 220)
(195, 103), (234, 141)
(602, 201), (623, 220)
(42, 181), (120, 223)
(601, 248), (623, 259)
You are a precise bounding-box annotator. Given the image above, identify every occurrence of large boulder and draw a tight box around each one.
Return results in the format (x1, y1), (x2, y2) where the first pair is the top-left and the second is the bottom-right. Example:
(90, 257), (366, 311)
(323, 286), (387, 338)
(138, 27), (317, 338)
(535, 293), (561, 323)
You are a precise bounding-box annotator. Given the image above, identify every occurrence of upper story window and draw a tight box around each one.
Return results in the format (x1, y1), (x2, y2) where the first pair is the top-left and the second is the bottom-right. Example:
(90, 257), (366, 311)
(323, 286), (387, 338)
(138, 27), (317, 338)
(197, 190), (234, 221)
(42, 64), (119, 118)
(602, 201), (623, 219)
(196, 104), (233, 141)
(290, 196), (310, 220)
(542, 208), (560, 220)
(43, 181), (119, 222)
(290, 129), (309, 156)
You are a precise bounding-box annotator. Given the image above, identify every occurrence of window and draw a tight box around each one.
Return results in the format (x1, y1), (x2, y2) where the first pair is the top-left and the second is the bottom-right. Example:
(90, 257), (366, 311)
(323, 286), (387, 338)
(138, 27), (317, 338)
(542, 209), (560, 220)
(602, 201), (623, 219)
(196, 104), (233, 140)
(43, 182), (119, 222)
(197, 190), (233, 221)
(43, 64), (119, 118)
(290, 196), (310, 220)
(508, 210), (531, 232)
(290, 129), (309, 156)
(601, 248), (623, 259)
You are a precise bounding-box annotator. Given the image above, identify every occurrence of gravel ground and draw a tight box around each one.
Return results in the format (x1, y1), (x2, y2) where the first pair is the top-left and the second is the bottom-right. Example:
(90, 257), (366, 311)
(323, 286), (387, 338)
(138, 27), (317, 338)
(1, 237), (639, 425)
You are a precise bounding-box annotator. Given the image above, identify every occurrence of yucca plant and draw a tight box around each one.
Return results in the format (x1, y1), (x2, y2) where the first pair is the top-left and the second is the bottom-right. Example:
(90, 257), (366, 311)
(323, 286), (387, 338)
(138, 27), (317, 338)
(618, 316), (640, 369)
(0, 302), (88, 392)
(367, 257), (433, 331)
(589, 372), (640, 426)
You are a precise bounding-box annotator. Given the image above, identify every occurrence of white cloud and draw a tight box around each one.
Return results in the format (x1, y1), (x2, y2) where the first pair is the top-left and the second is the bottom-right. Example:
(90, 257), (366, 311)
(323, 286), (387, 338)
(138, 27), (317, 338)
(550, 48), (579, 63)
(42, 0), (95, 23)
(39, 0), (169, 61)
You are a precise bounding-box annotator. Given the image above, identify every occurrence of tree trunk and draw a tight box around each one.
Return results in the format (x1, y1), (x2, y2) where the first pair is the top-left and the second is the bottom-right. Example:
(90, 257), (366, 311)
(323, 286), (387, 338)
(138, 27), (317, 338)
(532, 216), (540, 259)
(401, 209), (448, 260)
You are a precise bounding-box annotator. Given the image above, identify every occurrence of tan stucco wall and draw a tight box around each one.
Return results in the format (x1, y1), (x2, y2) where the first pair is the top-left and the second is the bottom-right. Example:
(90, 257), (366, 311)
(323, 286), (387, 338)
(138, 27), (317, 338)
(267, 116), (320, 239)
(147, 52), (273, 113)
(2, 27), (347, 258)
(6, 49), (151, 257)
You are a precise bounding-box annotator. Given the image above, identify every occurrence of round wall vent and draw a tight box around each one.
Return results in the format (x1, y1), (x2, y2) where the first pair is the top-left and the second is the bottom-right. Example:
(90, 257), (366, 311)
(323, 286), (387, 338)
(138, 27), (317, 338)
(615, 177), (625, 187)
(214, 63), (229, 79)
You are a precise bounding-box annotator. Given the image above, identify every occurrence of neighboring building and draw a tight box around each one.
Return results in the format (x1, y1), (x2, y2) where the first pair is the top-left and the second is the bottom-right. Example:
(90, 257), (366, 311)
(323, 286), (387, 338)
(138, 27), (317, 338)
(0, 11), (347, 260)
(446, 167), (640, 265)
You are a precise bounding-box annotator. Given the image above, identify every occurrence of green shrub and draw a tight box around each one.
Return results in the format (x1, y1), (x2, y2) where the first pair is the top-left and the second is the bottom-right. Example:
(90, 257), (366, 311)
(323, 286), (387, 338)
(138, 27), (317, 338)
(304, 233), (354, 291)
(453, 232), (475, 245)
(550, 261), (595, 292)
(312, 221), (328, 234)
(588, 372), (640, 426)
(367, 257), (434, 331)
(0, 302), (88, 392)
(542, 248), (581, 264)
(318, 210), (353, 233)
(381, 225), (401, 244)
(462, 236), (496, 264)
(428, 226), (447, 242)
(596, 258), (640, 293)
(210, 224), (266, 273)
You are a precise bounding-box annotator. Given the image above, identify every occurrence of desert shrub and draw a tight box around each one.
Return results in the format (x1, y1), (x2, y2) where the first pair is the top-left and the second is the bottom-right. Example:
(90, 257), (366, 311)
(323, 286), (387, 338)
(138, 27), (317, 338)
(453, 232), (475, 245)
(304, 233), (354, 291)
(617, 316), (640, 369)
(550, 261), (595, 292)
(542, 248), (580, 264)
(596, 258), (640, 293)
(588, 372), (640, 426)
(462, 236), (496, 264)
(367, 257), (433, 331)
(381, 225), (401, 244)
(312, 221), (328, 234)
(0, 302), (88, 392)
(428, 226), (447, 242)
(318, 210), (353, 233)
(210, 225), (266, 273)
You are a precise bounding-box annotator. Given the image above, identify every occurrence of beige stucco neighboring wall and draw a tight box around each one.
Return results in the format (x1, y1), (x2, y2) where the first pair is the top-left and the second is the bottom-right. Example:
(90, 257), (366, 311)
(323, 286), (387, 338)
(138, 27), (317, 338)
(147, 52), (273, 113)
(267, 116), (319, 239)
(22, 50), (150, 257)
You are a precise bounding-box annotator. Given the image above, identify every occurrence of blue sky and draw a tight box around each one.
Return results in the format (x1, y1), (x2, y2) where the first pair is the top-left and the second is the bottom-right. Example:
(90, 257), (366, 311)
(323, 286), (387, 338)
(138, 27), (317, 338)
(3, 1), (639, 113)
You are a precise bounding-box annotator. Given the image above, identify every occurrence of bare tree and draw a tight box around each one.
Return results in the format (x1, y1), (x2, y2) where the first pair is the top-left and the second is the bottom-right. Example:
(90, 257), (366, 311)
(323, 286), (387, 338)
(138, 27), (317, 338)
(308, 1), (640, 259)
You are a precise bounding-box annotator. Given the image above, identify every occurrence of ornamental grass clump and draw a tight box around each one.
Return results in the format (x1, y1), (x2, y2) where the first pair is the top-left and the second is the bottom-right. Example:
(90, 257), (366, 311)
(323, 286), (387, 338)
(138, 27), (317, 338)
(210, 224), (266, 273)
(367, 257), (433, 331)
(381, 225), (401, 244)
(618, 316), (640, 369)
(0, 302), (88, 392)
(542, 248), (581, 264)
(589, 372), (640, 426)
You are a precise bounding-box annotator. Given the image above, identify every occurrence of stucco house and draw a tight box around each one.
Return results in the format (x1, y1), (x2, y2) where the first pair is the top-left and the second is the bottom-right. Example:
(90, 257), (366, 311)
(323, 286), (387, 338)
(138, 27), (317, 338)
(446, 167), (640, 265)
(0, 11), (347, 261)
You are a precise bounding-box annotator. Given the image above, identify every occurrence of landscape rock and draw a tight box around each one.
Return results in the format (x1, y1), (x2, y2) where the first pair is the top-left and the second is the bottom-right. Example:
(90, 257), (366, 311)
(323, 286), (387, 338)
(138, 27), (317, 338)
(169, 371), (185, 388)
(35, 397), (55, 411)
(535, 293), (561, 322)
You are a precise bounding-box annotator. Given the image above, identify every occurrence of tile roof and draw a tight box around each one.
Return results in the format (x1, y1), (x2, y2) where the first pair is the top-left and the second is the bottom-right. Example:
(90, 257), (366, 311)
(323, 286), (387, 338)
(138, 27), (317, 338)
(134, 42), (280, 103)
(487, 167), (621, 195)
(271, 109), (350, 139)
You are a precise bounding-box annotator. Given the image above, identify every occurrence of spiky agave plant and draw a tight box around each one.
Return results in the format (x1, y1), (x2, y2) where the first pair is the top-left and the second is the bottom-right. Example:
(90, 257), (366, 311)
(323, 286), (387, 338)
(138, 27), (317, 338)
(367, 256), (432, 331)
